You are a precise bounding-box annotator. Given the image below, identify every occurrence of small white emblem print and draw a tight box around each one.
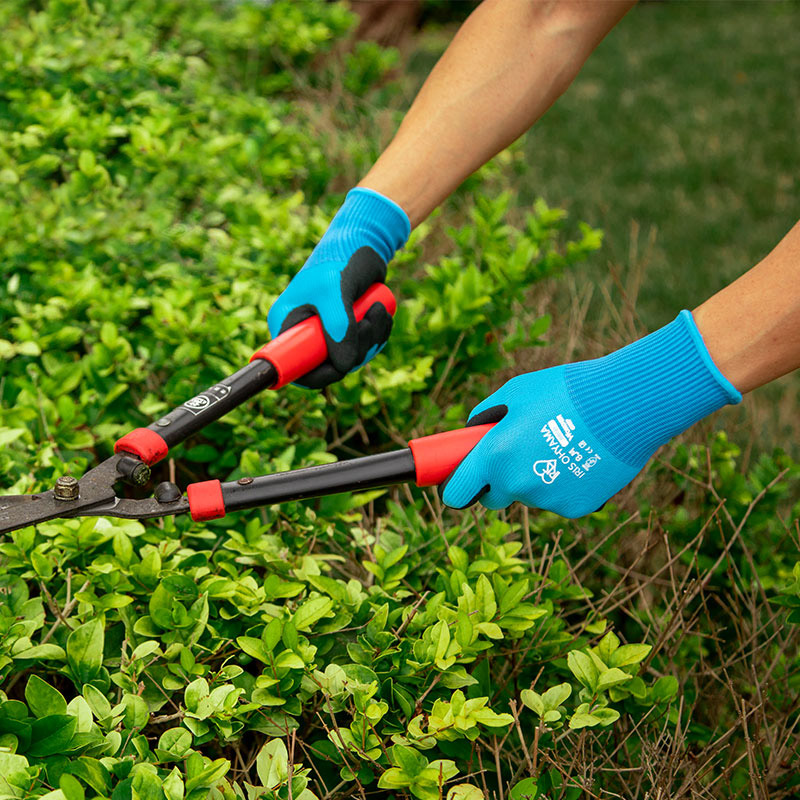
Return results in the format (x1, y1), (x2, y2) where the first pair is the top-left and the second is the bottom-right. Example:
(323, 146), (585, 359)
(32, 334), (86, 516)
(533, 459), (560, 484)
(184, 395), (210, 411)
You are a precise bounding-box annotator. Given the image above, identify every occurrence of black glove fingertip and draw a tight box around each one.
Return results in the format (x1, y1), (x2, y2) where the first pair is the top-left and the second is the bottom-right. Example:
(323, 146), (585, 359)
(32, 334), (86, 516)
(466, 405), (509, 427)
(437, 475), (492, 510)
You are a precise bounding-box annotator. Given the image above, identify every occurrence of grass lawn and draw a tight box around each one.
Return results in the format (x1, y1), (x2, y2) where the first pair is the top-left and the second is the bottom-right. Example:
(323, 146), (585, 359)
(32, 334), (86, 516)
(408, 0), (799, 327)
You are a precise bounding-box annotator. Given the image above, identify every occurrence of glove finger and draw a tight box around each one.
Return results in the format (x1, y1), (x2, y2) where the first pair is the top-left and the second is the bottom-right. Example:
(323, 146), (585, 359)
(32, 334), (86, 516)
(267, 281), (355, 350)
(275, 303), (316, 337)
(465, 404), (508, 428)
(292, 362), (346, 391)
(352, 302), (393, 366)
(268, 289), (310, 338)
(339, 246), (388, 305)
(479, 487), (515, 511)
(322, 246), (388, 373)
(313, 277), (352, 345)
(440, 447), (491, 509)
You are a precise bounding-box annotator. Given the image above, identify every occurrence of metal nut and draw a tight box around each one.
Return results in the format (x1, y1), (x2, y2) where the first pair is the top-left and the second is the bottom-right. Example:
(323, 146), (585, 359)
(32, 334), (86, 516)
(154, 481), (182, 504)
(54, 476), (79, 501)
(237, 477), (254, 485)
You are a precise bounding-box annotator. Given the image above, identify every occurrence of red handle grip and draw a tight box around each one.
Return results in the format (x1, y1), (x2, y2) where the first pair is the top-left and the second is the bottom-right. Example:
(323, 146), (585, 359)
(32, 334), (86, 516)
(187, 479), (226, 521)
(251, 283), (397, 389)
(408, 423), (496, 487)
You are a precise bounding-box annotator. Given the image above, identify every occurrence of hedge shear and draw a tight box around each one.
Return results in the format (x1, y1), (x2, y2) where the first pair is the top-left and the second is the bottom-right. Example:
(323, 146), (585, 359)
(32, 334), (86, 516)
(0, 285), (492, 534)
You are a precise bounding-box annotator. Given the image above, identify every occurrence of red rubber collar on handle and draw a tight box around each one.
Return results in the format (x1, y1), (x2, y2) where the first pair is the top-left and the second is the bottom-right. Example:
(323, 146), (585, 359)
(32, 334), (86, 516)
(114, 428), (169, 466)
(250, 282), (396, 389)
(408, 423), (496, 487)
(187, 479), (226, 521)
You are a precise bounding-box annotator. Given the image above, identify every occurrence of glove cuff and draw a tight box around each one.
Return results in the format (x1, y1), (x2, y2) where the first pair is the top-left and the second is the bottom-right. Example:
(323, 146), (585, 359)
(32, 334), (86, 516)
(564, 310), (742, 467)
(313, 187), (410, 267)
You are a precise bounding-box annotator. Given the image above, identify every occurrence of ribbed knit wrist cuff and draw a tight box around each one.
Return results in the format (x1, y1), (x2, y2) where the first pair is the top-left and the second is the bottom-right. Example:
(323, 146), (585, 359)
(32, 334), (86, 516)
(564, 311), (741, 467)
(312, 187), (410, 266)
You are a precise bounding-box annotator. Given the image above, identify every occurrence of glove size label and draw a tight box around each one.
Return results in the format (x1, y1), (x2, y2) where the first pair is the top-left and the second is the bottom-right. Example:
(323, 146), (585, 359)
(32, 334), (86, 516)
(539, 416), (602, 481)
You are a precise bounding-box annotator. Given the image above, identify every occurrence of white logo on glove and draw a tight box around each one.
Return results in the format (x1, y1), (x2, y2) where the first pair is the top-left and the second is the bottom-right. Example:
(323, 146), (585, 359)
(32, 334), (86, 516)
(533, 459), (560, 484)
(543, 414), (575, 447)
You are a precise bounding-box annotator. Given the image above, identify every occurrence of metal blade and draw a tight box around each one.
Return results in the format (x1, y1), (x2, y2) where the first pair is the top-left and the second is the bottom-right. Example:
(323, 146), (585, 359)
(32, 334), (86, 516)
(73, 495), (190, 520)
(0, 490), (64, 534)
(0, 455), (123, 534)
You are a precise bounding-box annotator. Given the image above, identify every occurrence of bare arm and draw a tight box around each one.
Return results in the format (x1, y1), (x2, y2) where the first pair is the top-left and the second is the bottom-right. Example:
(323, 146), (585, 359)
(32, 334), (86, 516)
(694, 220), (800, 394)
(360, 0), (636, 226)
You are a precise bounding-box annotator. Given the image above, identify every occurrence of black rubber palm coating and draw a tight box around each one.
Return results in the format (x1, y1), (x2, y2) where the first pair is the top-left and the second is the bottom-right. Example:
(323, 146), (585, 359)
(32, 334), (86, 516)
(278, 247), (392, 389)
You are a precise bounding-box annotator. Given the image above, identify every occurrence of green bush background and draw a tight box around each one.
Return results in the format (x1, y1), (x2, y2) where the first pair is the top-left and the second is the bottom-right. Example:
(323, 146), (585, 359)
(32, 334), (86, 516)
(0, 1), (798, 799)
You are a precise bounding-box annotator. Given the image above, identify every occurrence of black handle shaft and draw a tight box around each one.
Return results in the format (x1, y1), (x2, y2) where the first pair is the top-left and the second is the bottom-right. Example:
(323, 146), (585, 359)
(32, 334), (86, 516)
(220, 449), (417, 512)
(146, 361), (278, 449)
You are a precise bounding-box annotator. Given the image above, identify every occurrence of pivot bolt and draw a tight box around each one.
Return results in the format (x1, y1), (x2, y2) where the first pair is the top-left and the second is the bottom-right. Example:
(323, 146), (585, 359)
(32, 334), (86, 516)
(237, 477), (253, 485)
(154, 482), (182, 504)
(54, 476), (79, 501)
(117, 456), (151, 487)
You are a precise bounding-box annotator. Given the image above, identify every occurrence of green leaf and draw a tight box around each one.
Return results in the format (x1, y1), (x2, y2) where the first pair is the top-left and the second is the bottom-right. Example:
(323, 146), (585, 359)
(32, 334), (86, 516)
(163, 767), (185, 800)
(256, 738), (289, 789)
(510, 777), (538, 800)
(184, 758), (229, 792)
(158, 728), (193, 758)
(475, 575), (497, 621)
(455, 612), (473, 648)
(541, 683), (571, 710)
(378, 767), (410, 790)
(67, 618), (104, 684)
(448, 546), (468, 572)
(66, 696), (93, 733)
(262, 617), (283, 651)
(185, 678), (209, 711)
(28, 715), (77, 757)
(447, 786), (484, 800)
(392, 743), (427, 777)
(237, 636), (270, 664)
(292, 596), (334, 631)
(122, 693), (149, 729)
(520, 689), (543, 716)
(432, 620), (451, 669)
(421, 759), (459, 783)
(60, 774), (85, 800)
(568, 712), (601, 730)
(592, 707), (620, 726)
(596, 668), (632, 692)
(610, 644), (651, 668)
(567, 651), (598, 692)
(78, 150), (96, 175)
(82, 684), (112, 722)
(595, 630), (620, 664)
(651, 675), (679, 702)
(275, 650), (305, 670)
(25, 675), (68, 718)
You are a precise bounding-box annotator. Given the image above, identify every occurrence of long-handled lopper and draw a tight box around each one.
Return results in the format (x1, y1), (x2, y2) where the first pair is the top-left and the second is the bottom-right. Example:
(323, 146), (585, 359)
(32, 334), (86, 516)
(0, 284), (492, 533)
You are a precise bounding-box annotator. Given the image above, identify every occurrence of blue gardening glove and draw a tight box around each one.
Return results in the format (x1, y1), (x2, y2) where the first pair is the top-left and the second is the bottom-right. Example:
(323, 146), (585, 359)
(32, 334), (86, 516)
(441, 311), (741, 518)
(268, 187), (410, 389)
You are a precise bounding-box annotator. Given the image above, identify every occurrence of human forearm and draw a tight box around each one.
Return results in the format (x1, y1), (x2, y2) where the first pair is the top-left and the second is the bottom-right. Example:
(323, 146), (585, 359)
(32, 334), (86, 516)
(360, 0), (635, 226)
(693, 220), (800, 394)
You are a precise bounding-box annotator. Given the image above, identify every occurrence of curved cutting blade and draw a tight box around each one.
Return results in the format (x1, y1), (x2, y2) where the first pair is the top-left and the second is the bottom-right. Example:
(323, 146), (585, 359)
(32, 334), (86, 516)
(0, 455), (123, 534)
(0, 490), (71, 534)
(74, 495), (190, 520)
